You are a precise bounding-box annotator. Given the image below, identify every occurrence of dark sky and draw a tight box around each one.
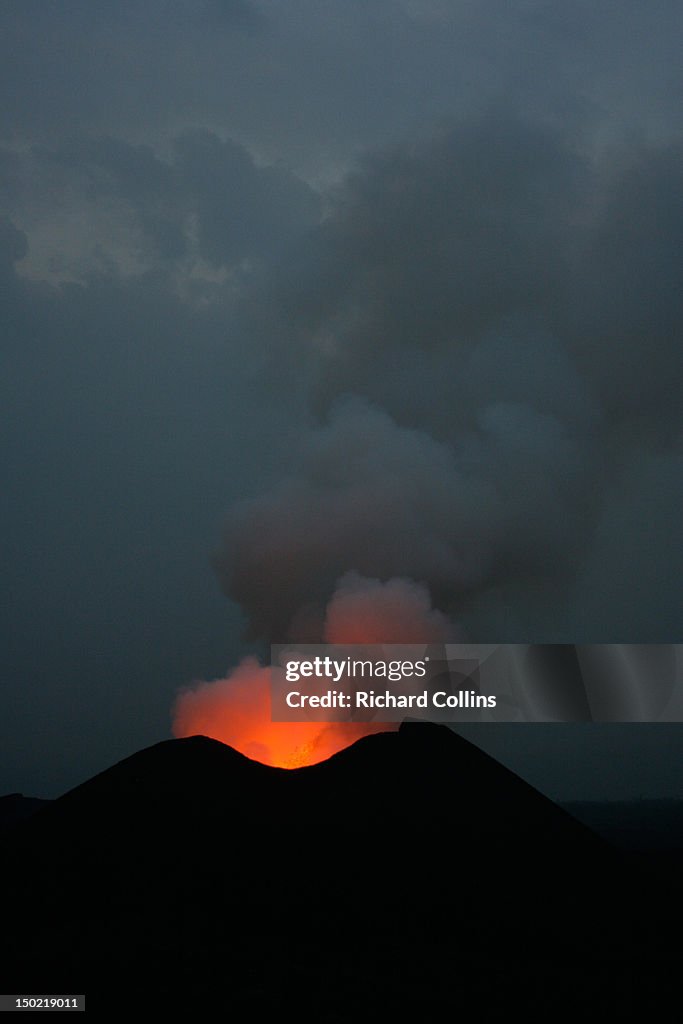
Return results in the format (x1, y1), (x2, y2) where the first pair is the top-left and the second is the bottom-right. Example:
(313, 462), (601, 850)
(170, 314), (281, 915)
(1, 1), (682, 799)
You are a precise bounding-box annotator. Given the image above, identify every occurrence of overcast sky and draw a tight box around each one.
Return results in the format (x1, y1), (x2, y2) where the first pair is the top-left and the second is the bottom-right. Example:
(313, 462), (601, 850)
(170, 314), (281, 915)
(2, 1), (682, 799)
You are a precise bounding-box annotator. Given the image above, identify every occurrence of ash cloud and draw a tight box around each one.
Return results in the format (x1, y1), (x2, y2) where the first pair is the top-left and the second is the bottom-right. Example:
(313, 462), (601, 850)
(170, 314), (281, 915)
(217, 118), (683, 642)
(324, 572), (458, 644)
(217, 394), (592, 639)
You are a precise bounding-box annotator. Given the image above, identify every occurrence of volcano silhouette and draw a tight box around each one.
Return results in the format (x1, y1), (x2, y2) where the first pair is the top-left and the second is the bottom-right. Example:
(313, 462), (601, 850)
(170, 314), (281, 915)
(1, 722), (679, 1014)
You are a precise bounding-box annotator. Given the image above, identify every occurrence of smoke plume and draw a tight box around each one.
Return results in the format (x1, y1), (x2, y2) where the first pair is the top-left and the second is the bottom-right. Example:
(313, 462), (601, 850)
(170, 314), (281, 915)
(173, 572), (455, 765)
(177, 115), (683, 763)
(216, 118), (683, 642)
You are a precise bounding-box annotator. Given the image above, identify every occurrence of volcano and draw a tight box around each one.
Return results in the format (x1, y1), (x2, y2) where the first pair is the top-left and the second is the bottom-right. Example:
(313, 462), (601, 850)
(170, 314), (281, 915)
(1, 723), (679, 1014)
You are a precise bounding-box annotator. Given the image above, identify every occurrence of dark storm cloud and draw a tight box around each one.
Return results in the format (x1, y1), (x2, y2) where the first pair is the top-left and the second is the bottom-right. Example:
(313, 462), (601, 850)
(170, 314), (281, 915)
(2, 2), (681, 178)
(217, 118), (683, 641)
(200, 0), (265, 31)
(264, 120), (683, 438)
(0, 0), (266, 151)
(573, 141), (683, 429)
(0, 215), (28, 271)
(1, 131), (320, 274)
(264, 117), (587, 393)
(172, 129), (319, 267)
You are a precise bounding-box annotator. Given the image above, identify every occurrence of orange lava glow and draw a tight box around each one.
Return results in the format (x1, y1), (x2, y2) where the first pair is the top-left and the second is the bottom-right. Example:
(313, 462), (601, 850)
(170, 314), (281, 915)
(172, 574), (453, 768)
(172, 657), (394, 768)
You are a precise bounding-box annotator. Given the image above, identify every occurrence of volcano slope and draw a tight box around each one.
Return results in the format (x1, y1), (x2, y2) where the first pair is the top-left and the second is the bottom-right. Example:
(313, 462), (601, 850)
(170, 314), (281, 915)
(1, 722), (679, 1014)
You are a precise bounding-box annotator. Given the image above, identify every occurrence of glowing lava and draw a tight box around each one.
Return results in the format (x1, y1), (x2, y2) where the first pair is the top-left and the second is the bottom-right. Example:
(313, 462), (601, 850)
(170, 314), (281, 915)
(172, 573), (455, 768)
(172, 657), (391, 768)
